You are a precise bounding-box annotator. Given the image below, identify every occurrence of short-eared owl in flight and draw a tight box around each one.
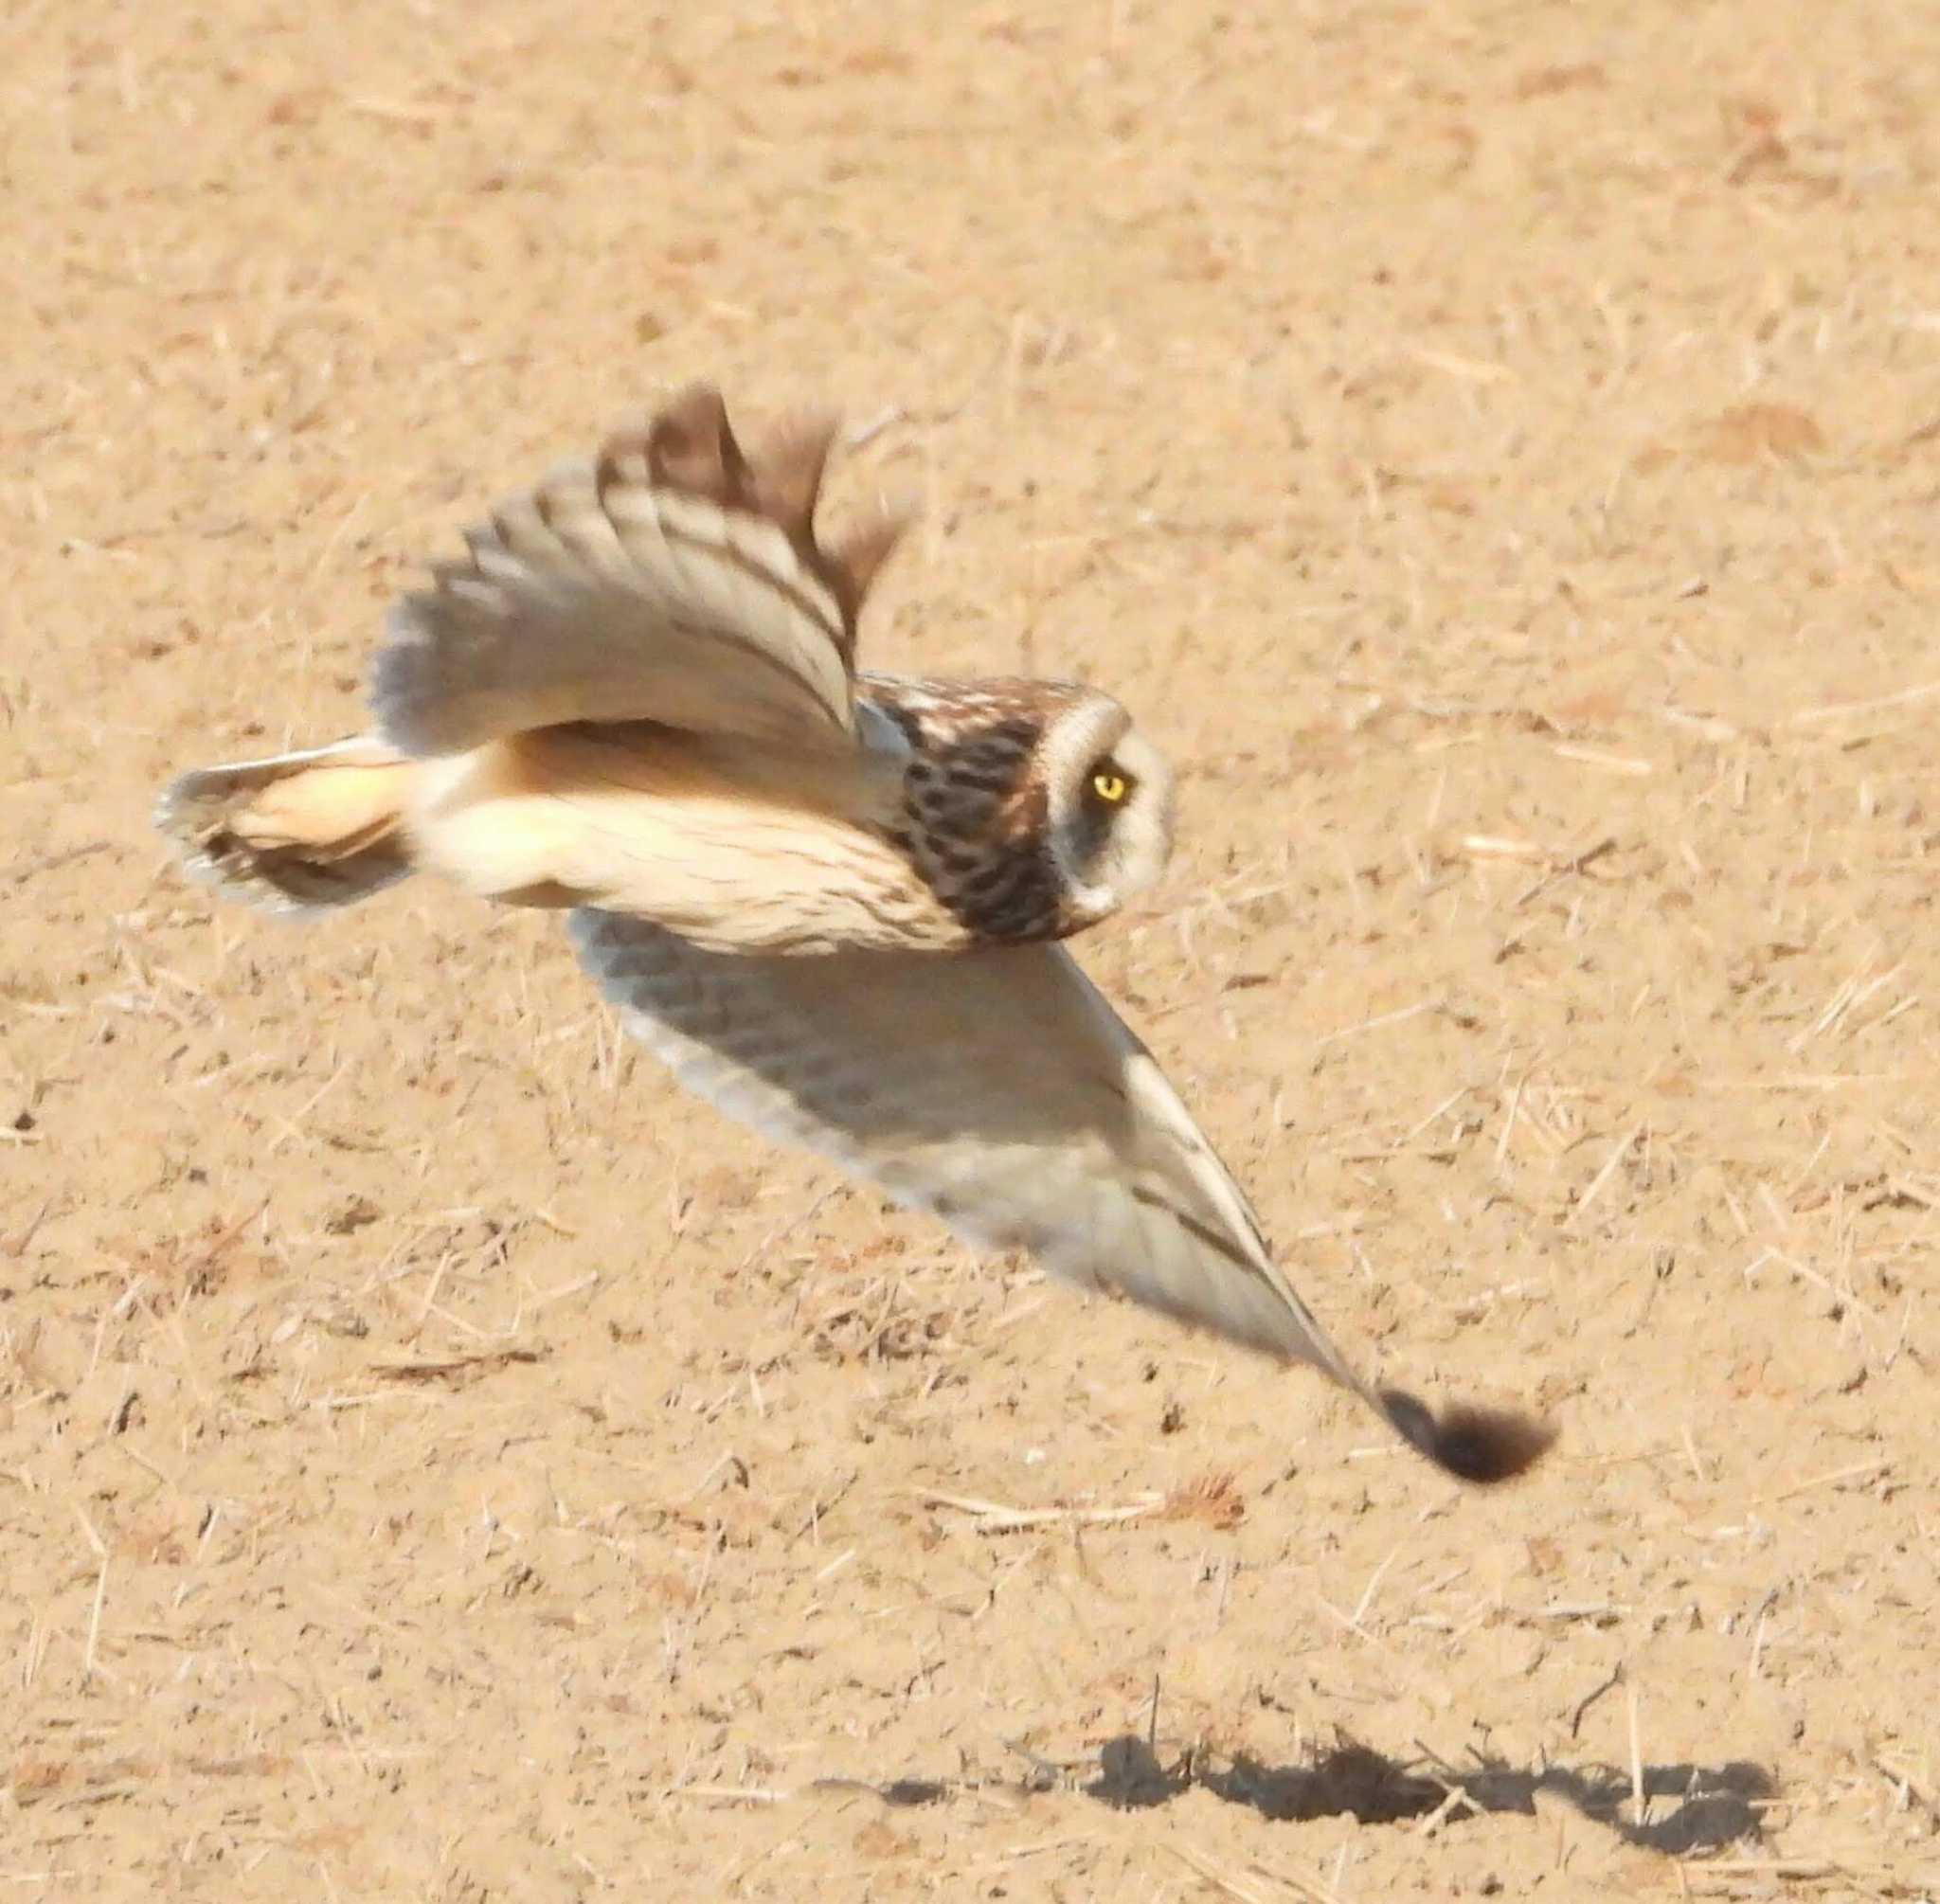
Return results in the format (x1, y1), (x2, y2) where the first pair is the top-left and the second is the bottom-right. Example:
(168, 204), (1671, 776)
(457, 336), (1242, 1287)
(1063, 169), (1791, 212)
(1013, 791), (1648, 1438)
(156, 388), (1551, 1485)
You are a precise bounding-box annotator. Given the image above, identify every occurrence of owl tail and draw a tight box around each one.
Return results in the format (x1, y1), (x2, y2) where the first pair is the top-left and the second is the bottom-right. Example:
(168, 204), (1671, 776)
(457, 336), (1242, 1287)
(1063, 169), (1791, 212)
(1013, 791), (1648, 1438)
(155, 736), (421, 913)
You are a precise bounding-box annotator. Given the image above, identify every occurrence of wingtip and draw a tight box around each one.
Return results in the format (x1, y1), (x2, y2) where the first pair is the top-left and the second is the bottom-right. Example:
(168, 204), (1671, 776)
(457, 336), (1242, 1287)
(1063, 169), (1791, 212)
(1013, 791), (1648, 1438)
(752, 411), (841, 545)
(826, 510), (908, 615)
(642, 384), (751, 506)
(1377, 1387), (1557, 1485)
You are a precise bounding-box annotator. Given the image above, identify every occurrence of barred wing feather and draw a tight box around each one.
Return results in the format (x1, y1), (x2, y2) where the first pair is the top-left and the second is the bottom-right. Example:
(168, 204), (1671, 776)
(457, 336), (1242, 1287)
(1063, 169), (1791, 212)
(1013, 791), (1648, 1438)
(567, 909), (1553, 1483)
(373, 388), (889, 758)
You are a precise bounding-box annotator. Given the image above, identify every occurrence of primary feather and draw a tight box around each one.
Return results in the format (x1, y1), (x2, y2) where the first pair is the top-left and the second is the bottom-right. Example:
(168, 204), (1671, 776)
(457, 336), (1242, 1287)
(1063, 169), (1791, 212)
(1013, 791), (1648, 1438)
(569, 910), (1553, 1484)
(371, 386), (896, 758)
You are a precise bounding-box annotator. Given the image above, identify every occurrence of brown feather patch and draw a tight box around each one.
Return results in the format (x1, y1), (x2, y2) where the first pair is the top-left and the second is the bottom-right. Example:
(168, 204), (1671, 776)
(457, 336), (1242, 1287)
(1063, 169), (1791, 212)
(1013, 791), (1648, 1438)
(751, 413), (839, 546)
(597, 386), (907, 650)
(642, 385), (752, 506)
(825, 511), (908, 627)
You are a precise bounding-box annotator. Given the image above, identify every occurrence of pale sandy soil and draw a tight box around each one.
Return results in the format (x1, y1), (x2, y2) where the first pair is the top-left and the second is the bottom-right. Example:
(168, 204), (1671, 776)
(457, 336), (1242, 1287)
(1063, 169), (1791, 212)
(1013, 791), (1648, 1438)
(5, 2), (1939, 1897)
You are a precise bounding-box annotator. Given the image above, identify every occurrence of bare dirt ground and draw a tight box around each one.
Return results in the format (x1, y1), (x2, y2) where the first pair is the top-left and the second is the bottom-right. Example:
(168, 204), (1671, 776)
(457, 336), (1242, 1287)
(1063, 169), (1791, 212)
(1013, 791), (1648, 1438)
(6, 1), (1940, 1896)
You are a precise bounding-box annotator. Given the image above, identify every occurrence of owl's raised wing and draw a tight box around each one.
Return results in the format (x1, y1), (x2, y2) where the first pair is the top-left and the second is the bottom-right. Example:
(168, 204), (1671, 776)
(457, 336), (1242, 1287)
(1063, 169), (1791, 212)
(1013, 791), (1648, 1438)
(372, 388), (903, 759)
(569, 910), (1553, 1484)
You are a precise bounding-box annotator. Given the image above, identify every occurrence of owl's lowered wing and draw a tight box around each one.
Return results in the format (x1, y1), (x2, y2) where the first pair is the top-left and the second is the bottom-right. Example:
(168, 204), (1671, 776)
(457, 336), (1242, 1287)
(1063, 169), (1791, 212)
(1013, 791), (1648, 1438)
(373, 387), (903, 759)
(569, 910), (1552, 1484)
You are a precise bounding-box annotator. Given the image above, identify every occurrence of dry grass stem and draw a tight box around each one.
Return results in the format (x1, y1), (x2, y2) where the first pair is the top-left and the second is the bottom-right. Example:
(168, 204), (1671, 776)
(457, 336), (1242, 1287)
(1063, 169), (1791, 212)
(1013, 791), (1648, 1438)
(9, 2), (1938, 1892)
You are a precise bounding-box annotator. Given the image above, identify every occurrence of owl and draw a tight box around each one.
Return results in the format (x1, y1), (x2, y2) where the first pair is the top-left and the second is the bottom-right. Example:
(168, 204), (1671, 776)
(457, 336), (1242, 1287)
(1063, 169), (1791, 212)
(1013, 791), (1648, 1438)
(156, 387), (1552, 1486)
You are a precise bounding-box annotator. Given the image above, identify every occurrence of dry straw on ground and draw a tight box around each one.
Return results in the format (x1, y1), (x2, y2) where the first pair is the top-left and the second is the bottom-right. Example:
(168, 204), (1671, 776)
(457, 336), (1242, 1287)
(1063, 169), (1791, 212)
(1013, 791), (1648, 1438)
(5, 0), (1940, 1897)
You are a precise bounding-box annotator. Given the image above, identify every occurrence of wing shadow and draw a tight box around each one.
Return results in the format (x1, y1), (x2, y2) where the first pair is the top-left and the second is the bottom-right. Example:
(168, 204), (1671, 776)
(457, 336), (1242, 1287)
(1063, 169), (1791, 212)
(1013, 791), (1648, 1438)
(1083, 1733), (1773, 1856)
(818, 1732), (1771, 1861)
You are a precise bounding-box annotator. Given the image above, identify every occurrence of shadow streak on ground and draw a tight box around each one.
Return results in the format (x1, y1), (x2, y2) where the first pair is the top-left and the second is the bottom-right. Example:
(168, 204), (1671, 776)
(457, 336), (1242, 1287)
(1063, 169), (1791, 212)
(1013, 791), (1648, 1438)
(832, 1737), (1771, 1859)
(1082, 1735), (1774, 1857)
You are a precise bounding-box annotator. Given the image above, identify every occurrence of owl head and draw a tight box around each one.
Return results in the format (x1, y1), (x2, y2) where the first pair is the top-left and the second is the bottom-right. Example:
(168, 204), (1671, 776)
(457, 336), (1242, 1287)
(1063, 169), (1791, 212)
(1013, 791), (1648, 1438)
(874, 676), (1177, 943)
(1034, 687), (1176, 929)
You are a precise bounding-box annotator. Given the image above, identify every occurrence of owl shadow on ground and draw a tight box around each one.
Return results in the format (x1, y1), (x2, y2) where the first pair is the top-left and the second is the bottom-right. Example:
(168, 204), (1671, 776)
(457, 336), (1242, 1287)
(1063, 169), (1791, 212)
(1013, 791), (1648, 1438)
(1079, 1733), (1774, 1855)
(841, 1735), (1769, 1858)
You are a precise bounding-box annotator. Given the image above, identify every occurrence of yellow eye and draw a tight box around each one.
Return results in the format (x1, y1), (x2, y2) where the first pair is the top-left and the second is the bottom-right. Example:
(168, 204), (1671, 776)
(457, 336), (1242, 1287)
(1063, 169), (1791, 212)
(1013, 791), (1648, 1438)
(1090, 767), (1131, 804)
